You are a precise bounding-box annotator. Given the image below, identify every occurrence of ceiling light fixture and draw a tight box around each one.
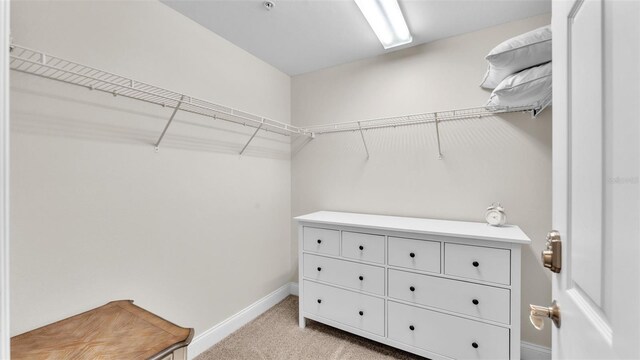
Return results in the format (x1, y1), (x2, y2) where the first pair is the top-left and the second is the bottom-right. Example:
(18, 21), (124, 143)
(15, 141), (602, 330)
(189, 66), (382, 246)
(354, 0), (412, 49)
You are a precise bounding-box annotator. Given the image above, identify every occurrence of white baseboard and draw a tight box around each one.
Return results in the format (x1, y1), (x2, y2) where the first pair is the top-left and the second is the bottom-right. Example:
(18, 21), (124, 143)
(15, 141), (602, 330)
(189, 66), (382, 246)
(521, 341), (552, 360)
(188, 282), (551, 360)
(289, 282), (299, 296)
(187, 282), (295, 359)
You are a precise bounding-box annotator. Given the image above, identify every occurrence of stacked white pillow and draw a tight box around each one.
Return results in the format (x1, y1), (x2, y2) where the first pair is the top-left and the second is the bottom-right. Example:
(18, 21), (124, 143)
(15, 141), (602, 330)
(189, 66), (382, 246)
(486, 61), (552, 111)
(481, 25), (552, 111)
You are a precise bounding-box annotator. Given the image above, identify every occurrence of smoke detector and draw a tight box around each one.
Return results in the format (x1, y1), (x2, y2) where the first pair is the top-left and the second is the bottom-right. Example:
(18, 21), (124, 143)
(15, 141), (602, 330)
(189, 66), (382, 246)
(263, 1), (274, 11)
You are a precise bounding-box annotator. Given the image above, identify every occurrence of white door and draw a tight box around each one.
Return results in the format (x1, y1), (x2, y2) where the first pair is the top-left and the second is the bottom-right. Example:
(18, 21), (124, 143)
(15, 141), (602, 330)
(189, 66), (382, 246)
(550, 0), (639, 358)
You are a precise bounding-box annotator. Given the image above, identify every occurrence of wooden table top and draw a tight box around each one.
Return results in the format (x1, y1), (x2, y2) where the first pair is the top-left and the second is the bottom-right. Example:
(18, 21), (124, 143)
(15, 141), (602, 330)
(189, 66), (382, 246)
(11, 300), (194, 360)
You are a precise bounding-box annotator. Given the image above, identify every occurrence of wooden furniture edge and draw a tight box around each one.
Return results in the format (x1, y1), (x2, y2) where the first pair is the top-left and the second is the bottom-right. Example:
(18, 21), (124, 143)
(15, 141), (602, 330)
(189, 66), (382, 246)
(11, 299), (195, 360)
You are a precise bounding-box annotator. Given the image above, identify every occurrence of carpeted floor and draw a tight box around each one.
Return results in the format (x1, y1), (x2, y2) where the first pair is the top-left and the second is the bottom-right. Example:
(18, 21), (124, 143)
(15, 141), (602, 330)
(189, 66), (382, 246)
(195, 296), (425, 360)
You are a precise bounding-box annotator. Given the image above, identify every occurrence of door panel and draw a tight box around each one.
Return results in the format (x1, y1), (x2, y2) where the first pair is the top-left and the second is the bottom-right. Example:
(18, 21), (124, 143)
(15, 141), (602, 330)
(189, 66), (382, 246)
(569, 0), (603, 307)
(552, 0), (640, 358)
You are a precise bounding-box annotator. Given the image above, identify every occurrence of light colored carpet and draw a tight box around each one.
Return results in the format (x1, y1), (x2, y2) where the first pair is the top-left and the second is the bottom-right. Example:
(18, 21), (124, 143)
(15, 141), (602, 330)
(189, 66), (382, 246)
(195, 296), (425, 360)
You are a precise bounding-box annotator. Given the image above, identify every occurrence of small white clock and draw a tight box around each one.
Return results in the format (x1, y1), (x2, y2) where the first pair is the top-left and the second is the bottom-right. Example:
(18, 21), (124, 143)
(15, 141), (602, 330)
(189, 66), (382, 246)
(485, 203), (507, 226)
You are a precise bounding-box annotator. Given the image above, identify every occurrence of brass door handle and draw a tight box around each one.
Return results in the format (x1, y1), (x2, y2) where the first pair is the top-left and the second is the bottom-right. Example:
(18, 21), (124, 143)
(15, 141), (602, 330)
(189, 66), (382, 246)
(529, 300), (561, 330)
(542, 230), (562, 273)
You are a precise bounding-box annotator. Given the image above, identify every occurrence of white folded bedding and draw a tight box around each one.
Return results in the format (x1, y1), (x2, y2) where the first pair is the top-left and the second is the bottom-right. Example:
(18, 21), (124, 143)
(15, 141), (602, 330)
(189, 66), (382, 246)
(486, 61), (552, 111)
(480, 25), (552, 89)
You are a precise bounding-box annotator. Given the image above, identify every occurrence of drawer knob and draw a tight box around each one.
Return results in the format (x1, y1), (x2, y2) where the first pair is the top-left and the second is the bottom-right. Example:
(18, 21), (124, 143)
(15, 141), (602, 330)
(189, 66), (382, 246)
(409, 252), (415, 258)
(472, 299), (479, 305)
(359, 275), (364, 281)
(472, 342), (479, 349)
(359, 245), (364, 251)
(359, 311), (364, 316)
(409, 286), (416, 292)
(409, 325), (415, 331)
(317, 299), (322, 304)
(317, 267), (322, 272)
(472, 261), (480, 267)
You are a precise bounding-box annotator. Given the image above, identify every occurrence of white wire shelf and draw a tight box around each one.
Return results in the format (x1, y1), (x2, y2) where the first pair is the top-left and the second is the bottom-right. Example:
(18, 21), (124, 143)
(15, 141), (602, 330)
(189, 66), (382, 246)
(9, 43), (547, 157)
(302, 104), (547, 159)
(9, 44), (305, 151)
(304, 105), (544, 135)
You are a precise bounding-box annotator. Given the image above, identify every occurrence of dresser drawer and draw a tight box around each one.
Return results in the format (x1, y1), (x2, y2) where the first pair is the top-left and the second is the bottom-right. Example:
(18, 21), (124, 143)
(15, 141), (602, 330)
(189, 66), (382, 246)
(444, 244), (511, 285)
(387, 301), (510, 360)
(303, 280), (385, 336)
(303, 254), (385, 295)
(341, 231), (385, 264)
(303, 227), (340, 256)
(388, 269), (510, 324)
(388, 237), (440, 273)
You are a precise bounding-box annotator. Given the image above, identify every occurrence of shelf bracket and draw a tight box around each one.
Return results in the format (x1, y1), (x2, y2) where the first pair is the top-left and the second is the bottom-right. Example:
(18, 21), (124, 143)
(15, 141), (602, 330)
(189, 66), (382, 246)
(434, 113), (443, 160)
(239, 122), (264, 155)
(357, 121), (370, 160)
(154, 95), (185, 152)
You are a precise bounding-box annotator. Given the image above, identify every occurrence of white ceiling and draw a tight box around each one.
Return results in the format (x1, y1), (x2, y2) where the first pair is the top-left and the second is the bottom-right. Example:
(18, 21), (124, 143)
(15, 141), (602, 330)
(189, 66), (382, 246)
(162, 0), (551, 76)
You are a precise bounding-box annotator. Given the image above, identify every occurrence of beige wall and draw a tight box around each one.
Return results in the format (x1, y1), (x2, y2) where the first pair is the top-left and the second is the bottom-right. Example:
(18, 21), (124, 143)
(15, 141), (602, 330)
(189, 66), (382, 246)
(10, 0), (552, 350)
(10, 0), (292, 337)
(291, 14), (552, 347)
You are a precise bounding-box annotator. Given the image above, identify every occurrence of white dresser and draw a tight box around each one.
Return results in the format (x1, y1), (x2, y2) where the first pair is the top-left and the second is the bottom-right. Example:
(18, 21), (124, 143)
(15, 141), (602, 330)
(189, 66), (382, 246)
(296, 211), (531, 360)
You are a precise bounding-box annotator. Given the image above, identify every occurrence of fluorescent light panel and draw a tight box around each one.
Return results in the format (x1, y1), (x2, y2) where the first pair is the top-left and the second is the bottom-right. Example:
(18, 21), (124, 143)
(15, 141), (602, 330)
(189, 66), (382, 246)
(354, 0), (412, 49)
